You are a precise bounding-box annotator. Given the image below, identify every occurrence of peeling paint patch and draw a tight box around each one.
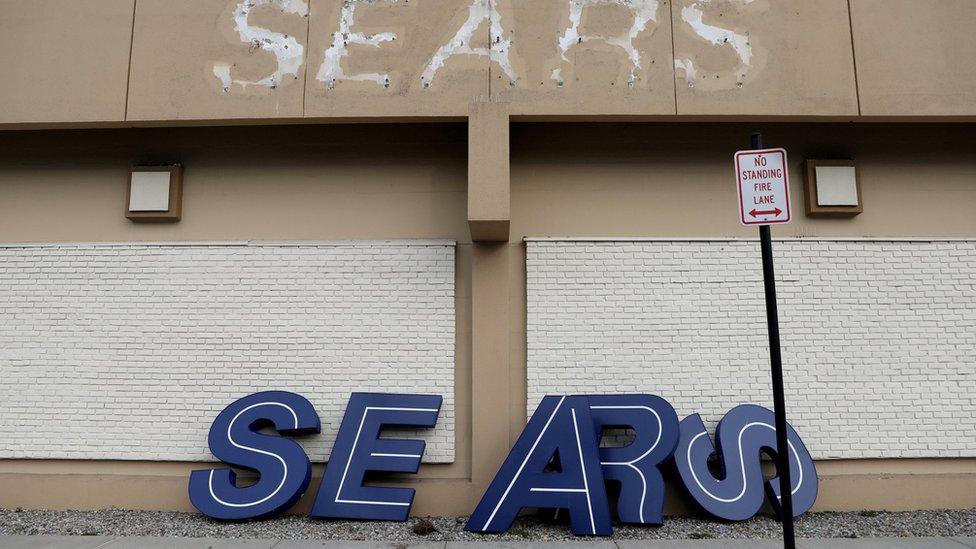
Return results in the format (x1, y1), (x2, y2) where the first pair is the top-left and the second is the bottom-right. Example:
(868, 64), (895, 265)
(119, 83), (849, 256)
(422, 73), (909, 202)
(674, 57), (696, 87)
(212, 64), (234, 91)
(553, 0), (661, 87)
(214, 0), (309, 92)
(679, 0), (754, 87)
(317, 0), (397, 89)
(551, 68), (564, 86)
(421, 0), (515, 88)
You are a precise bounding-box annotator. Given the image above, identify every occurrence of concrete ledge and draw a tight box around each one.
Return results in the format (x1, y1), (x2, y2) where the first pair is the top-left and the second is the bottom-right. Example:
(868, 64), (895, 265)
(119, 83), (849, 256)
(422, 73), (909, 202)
(469, 220), (510, 242)
(1, 459), (974, 514)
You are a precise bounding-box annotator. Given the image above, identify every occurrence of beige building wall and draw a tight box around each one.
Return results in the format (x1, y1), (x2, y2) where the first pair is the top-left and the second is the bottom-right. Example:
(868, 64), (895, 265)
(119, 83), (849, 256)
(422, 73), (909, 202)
(126, 0), (310, 122)
(0, 0), (134, 125)
(0, 122), (974, 514)
(509, 122), (976, 514)
(3, 0), (976, 126)
(0, 125), (470, 243)
(851, 0), (976, 117)
(0, 124), (476, 514)
(670, 0), (858, 116)
(509, 123), (976, 238)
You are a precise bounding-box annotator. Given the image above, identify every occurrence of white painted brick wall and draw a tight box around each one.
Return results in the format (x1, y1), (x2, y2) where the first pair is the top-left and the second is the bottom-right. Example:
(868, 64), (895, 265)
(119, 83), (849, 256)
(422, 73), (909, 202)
(0, 241), (455, 462)
(527, 239), (976, 459)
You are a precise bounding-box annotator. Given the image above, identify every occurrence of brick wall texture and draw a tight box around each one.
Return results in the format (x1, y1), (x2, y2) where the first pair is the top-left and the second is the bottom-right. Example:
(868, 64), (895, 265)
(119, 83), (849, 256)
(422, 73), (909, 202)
(0, 241), (456, 462)
(527, 239), (976, 459)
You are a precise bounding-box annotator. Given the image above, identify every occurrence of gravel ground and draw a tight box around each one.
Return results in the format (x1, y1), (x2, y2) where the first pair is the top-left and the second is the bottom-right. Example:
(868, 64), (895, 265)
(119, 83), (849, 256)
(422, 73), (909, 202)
(1, 509), (974, 541)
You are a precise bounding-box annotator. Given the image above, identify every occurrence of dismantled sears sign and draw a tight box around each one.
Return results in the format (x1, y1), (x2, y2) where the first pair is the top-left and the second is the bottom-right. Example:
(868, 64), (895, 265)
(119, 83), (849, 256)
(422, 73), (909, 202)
(189, 391), (818, 535)
(213, 0), (761, 92)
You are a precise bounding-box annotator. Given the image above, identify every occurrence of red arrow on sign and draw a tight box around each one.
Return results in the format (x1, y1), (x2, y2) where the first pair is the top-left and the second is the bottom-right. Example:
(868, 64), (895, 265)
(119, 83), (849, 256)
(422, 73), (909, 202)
(750, 208), (782, 217)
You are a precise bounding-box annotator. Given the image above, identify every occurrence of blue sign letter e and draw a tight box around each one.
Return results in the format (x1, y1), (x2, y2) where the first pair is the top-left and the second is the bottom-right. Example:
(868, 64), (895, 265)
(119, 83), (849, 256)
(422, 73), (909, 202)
(310, 393), (442, 521)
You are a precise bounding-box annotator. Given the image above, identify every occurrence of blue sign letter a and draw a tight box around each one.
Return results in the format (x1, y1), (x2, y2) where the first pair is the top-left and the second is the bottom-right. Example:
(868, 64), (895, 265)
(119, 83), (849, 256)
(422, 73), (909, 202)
(465, 395), (612, 536)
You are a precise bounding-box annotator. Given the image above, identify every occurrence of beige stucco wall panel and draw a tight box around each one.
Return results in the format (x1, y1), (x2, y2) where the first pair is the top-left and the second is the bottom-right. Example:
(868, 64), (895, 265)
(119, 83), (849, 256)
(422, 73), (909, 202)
(470, 243), (514, 489)
(468, 102), (511, 241)
(0, 125), (469, 243)
(126, 0), (309, 121)
(303, 0), (489, 118)
(508, 243), (529, 443)
(511, 123), (976, 238)
(0, 0), (134, 125)
(494, 0), (676, 116)
(453, 243), (474, 477)
(851, 0), (976, 116)
(671, 0), (858, 116)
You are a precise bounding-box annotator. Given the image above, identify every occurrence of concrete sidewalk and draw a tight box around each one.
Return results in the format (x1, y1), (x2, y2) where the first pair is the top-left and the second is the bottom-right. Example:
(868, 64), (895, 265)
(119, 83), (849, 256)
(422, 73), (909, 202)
(1, 538), (975, 549)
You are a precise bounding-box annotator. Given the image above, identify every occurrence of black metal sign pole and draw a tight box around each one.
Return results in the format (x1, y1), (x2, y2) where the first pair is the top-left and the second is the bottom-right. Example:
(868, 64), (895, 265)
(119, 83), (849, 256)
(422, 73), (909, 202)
(751, 132), (796, 549)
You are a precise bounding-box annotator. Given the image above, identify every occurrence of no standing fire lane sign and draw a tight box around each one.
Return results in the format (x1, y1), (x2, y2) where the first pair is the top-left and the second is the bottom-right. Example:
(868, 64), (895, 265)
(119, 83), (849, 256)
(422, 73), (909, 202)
(734, 148), (791, 226)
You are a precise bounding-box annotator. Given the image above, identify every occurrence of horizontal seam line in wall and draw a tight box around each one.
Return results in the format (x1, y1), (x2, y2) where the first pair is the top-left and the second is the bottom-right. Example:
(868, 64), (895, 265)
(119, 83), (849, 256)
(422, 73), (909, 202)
(522, 237), (976, 243)
(0, 239), (457, 249)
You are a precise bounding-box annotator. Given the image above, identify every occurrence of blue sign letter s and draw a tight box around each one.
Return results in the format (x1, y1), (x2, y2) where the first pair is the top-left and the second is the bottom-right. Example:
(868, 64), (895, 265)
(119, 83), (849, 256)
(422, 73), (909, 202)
(188, 391), (320, 520)
(674, 404), (818, 522)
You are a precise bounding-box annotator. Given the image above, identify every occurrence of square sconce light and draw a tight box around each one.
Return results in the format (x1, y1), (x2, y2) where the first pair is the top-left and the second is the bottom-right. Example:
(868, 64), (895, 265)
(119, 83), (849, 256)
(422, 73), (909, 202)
(126, 165), (183, 222)
(803, 159), (862, 217)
